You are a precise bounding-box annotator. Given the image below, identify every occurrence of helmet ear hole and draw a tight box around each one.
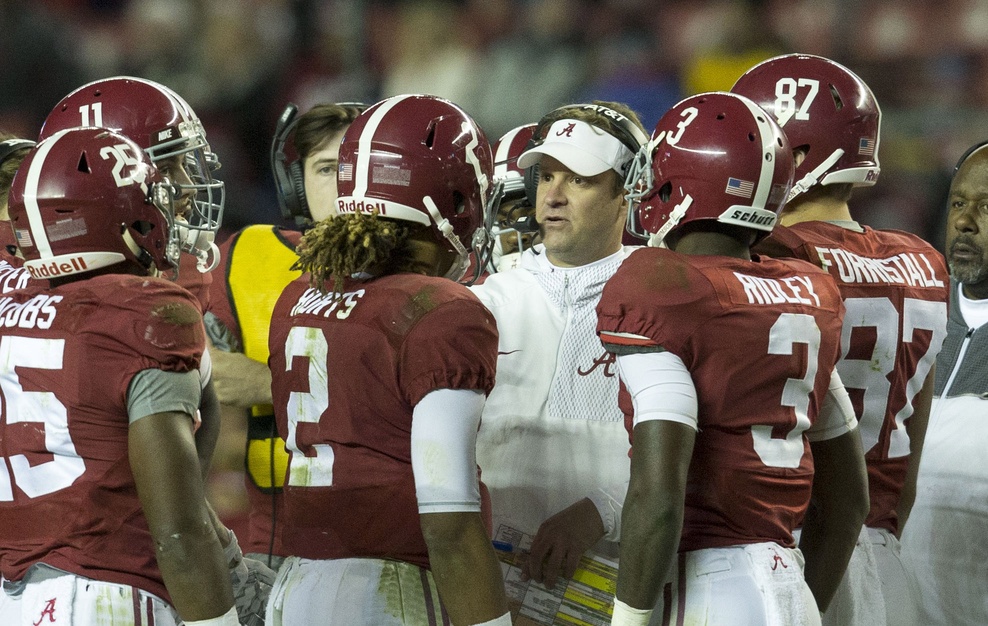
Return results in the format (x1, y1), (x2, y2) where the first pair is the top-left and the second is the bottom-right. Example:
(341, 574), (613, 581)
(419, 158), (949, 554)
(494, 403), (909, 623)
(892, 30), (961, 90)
(830, 84), (843, 110)
(425, 120), (437, 148)
(658, 181), (672, 202)
(131, 220), (154, 236)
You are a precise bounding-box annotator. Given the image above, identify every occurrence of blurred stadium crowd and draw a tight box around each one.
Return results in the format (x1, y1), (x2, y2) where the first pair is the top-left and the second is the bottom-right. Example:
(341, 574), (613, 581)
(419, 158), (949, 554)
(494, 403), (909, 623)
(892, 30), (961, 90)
(4, 0), (988, 250)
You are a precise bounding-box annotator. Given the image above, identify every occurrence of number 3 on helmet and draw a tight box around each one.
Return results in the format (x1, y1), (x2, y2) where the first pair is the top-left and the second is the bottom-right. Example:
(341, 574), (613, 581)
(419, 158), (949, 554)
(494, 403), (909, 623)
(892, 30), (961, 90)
(624, 92), (794, 247)
(8, 128), (182, 280)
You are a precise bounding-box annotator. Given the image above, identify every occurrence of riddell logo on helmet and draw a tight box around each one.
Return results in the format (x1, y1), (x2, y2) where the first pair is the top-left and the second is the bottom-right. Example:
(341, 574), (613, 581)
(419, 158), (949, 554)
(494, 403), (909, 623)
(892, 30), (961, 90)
(338, 199), (388, 216)
(26, 257), (88, 279)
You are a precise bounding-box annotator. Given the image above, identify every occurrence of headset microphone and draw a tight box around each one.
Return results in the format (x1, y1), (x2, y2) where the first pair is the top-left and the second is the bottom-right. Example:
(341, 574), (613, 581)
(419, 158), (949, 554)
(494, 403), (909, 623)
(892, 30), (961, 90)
(512, 214), (540, 234)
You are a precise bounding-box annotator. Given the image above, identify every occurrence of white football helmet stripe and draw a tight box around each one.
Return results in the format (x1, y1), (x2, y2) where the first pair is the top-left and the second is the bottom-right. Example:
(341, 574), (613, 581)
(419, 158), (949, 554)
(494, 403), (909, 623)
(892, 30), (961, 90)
(22, 129), (77, 260)
(736, 96), (779, 212)
(493, 124), (531, 179)
(352, 95), (408, 199)
(461, 120), (489, 201)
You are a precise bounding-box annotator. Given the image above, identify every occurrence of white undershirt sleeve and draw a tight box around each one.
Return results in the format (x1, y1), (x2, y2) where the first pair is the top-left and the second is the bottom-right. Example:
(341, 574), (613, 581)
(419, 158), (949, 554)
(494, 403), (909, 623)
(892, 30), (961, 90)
(411, 388), (485, 514)
(588, 480), (629, 542)
(807, 367), (858, 442)
(616, 352), (698, 431)
(199, 345), (212, 391)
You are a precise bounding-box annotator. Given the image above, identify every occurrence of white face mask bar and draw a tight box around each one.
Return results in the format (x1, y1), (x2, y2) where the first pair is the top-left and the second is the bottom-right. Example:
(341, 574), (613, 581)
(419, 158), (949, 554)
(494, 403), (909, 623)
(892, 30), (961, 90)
(623, 132), (665, 240)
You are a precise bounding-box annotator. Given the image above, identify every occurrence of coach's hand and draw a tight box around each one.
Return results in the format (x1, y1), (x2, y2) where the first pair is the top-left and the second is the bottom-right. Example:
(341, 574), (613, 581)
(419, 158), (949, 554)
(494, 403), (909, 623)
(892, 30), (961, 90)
(523, 498), (605, 589)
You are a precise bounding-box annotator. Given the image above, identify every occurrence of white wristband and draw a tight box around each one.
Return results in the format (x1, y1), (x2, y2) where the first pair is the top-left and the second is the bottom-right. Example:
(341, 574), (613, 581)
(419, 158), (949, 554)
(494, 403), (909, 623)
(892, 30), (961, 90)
(611, 598), (653, 626)
(183, 606), (239, 626)
(471, 611), (512, 626)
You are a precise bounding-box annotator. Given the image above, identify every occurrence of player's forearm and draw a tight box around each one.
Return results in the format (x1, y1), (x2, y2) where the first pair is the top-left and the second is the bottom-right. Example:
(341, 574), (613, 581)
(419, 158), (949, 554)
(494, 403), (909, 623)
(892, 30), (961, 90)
(209, 348), (273, 407)
(799, 507), (861, 613)
(195, 378), (221, 477)
(898, 369), (934, 536)
(799, 456), (869, 614)
(422, 512), (509, 624)
(802, 429), (868, 611)
(896, 465), (918, 537)
(154, 523), (235, 621)
(615, 488), (682, 610)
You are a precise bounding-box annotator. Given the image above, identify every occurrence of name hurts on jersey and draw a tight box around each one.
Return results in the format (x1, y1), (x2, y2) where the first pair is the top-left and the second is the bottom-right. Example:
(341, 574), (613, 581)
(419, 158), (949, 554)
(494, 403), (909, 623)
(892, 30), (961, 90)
(289, 288), (365, 319)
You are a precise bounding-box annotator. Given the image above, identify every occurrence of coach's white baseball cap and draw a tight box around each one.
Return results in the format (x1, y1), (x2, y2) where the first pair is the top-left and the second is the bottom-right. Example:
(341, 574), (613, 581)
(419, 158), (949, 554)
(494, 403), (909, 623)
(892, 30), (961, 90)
(517, 119), (635, 177)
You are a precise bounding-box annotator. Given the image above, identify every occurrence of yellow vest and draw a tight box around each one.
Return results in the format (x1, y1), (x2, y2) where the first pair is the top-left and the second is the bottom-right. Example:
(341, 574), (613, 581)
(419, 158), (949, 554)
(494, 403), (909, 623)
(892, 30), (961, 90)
(227, 225), (301, 490)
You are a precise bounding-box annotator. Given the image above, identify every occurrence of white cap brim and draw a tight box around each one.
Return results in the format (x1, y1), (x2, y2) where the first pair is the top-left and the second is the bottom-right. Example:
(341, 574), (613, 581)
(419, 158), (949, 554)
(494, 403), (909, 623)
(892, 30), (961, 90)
(517, 119), (634, 177)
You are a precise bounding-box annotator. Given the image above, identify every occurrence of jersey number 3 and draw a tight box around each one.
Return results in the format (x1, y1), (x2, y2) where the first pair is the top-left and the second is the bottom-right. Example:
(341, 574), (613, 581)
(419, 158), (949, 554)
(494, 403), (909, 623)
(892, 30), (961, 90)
(753, 313), (820, 469)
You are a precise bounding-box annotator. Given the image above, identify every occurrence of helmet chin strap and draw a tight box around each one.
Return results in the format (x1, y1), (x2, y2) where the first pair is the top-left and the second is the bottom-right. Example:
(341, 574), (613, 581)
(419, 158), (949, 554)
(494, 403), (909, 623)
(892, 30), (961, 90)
(650, 194), (693, 248)
(787, 148), (845, 202)
(176, 223), (220, 272)
(122, 227), (157, 274)
(423, 195), (469, 280)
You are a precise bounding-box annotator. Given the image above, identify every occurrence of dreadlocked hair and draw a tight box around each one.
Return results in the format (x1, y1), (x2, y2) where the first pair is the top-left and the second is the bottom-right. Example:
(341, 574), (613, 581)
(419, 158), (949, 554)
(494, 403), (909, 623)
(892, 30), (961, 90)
(293, 211), (412, 294)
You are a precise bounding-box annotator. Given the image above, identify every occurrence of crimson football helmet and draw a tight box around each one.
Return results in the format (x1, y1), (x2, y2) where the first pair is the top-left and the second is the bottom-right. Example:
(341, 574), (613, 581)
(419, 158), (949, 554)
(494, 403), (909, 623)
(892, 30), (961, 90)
(8, 127), (182, 280)
(39, 76), (223, 272)
(730, 53), (881, 201)
(335, 94), (493, 281)
(488, 123), (538, 272)
(625, 92), (794, 246)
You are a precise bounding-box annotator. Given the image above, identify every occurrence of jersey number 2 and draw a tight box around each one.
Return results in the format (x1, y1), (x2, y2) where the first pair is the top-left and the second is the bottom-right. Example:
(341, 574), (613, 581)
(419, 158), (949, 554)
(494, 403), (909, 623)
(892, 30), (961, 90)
(282, 326), (334, 487)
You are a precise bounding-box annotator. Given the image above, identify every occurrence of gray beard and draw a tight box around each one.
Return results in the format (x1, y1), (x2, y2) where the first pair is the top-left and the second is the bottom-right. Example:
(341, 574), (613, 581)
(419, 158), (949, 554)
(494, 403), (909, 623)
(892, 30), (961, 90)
(949, 260), (988, 286)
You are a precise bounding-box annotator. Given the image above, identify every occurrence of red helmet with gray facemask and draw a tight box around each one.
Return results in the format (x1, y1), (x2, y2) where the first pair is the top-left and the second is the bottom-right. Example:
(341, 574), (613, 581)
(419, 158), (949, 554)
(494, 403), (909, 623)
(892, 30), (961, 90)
(39, 76), (223, 273)
(9, 127), (181, 280)
(625, 92), (794, 247)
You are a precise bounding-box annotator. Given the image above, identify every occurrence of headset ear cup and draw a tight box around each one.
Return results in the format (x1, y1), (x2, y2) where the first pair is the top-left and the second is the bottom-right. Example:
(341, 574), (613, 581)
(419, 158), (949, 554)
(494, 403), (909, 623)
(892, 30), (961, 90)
(289, 161), (308, 220)
(954, 140), (988, 176)
(524, 163), (539, 209)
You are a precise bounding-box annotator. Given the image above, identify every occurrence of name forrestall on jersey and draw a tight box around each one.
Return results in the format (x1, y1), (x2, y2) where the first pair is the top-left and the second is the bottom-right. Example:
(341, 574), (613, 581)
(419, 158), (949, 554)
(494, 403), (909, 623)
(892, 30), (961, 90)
(814, 247), (945, 288)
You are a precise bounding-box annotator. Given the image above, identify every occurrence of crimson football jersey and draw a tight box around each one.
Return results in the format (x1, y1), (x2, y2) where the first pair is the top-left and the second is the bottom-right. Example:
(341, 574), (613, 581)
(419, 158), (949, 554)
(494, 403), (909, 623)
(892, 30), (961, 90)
(0, 274), (204, 600)
(268, 273), (498, 568)
(0, 221), (31, 294)
(176, 250), (213, 311)
(756, 222), (949, 532)
(597, 248), (846, 552)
